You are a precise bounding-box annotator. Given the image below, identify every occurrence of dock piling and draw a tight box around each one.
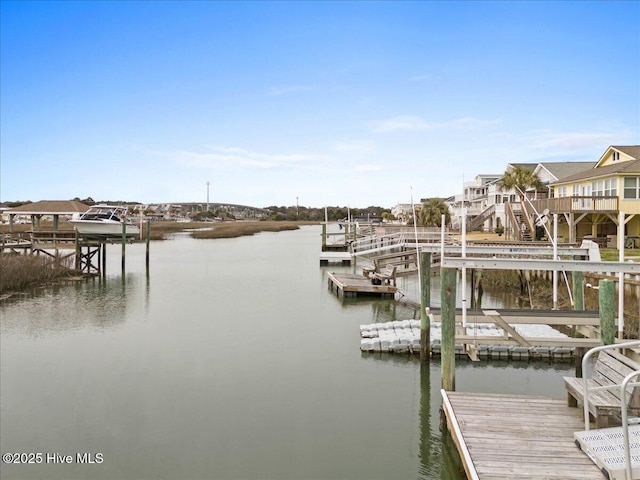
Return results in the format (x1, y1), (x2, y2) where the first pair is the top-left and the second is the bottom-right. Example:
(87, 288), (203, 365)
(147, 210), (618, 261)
(420, 251), (431, 360)
(572, 271), (584, 310)
(441, 267), (457, 391)
(121, 221), (126, 271)
(599, 279), (616, 344)
(146, 219), (151, 271)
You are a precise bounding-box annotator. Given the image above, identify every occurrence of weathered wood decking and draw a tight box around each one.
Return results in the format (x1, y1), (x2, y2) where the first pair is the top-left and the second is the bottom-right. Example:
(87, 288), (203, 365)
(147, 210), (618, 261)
(319, 251), (352, 265)
(327, 272), (397, 298)
(441, 390), (604, 479)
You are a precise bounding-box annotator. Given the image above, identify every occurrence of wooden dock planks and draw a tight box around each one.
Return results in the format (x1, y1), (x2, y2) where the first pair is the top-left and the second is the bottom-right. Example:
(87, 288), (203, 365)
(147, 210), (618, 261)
(441, 390), (604, 479)
(327, 272), (396, 298)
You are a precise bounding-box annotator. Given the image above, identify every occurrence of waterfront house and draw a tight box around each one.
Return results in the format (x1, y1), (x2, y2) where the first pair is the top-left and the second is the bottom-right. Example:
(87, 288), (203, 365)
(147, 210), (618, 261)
(530, 145), (640, 245)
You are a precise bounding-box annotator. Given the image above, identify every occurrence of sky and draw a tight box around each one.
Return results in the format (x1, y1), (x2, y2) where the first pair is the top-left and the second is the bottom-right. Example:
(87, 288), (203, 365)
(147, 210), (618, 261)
(1, 1), (639, 209)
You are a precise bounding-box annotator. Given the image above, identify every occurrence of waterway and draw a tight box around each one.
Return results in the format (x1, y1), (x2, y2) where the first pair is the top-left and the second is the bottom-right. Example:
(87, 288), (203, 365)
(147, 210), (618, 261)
(0, 225), (575, 480)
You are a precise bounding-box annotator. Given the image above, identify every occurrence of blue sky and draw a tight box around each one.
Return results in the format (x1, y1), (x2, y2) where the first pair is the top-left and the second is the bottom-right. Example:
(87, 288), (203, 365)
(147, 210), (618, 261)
(1, 1), (639, 208)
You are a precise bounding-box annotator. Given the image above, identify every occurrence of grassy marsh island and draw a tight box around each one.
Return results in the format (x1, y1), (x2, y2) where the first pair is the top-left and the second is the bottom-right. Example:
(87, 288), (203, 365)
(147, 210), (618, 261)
(0, 254), (78, 295)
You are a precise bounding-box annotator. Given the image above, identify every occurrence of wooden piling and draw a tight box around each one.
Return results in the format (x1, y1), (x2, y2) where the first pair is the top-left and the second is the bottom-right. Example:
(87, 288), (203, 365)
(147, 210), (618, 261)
(441, 267), (457, 391)
(102, 242), (107, 277)
(573, 272), (586, 376)
(599, 279), (616, 344)
(74, 230), (80, 271)
(145, 219), (151, 271)
(420, 252), (431, 360)
(321, 223), (327, 251)
(121, 221), (126, 271)
(572, 271), (584, 310)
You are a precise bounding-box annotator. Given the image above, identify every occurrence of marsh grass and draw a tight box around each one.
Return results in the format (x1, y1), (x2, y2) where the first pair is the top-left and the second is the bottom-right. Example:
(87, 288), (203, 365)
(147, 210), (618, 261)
(145, 220), (310, 240)
(480, 269), (640, 338)
(600, 248), (640, 261)
(0, 254), (76, 294)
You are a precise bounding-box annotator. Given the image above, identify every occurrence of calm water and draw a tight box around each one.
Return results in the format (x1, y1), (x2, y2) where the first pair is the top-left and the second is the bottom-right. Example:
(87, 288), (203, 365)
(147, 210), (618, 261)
(1, 225), (573, 480)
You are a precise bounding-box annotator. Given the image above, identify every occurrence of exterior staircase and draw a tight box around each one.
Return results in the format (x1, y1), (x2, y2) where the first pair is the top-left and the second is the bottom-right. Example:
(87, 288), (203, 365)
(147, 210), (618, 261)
(506, 201), (535, 241)
(468, 204), (496, 231)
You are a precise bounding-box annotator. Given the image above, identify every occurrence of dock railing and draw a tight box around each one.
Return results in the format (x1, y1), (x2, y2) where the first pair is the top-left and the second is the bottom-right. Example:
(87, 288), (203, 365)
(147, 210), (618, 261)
(350, 231), (454, 256)
(620, 370), (640, 480)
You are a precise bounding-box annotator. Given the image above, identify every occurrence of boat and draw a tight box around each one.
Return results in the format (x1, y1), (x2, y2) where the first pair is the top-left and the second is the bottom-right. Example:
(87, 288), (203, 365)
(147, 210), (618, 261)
(69, 205), (140, 237)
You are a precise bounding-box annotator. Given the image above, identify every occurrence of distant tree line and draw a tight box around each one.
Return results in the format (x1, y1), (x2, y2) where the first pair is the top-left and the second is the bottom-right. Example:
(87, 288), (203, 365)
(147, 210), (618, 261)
(264, 205), (393, 222)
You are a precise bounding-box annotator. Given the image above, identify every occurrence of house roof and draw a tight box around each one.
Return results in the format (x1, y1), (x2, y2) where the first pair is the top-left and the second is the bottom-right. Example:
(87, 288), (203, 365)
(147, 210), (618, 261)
(551, 145), (640, 185)
(537, 162), (596, 181)
(7, 200), (90, 215)
(551, 159), (640, 185)
(614, 145), (640, 159)
(506, 163), (538, 171)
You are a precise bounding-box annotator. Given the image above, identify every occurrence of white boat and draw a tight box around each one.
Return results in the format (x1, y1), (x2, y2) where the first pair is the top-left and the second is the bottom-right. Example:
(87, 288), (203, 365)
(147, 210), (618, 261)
(69, 205), (140, 237)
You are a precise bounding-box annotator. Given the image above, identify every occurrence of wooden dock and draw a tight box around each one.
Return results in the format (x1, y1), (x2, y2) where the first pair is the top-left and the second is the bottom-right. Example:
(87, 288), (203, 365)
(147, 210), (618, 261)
(319, 251), (352, 265)
(327, 272), (396, 298)
(441, 390), (604, 479)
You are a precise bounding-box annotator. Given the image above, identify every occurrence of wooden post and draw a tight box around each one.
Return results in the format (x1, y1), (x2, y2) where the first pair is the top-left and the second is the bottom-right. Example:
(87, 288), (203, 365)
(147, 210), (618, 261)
(573, 272), (585, 376)
(599, 279), (616, 345)
(121, 222), (126, 271)
(321, 223), (327, 251)
(145, 219), (151, 271)
(441, 267), (457, 391)
(74, 230), (80, 271)
(419, 360), (431, 472)
(572, 271), (584, 311)
(420, 252), (431, 360)
(102, 242), (107, 277)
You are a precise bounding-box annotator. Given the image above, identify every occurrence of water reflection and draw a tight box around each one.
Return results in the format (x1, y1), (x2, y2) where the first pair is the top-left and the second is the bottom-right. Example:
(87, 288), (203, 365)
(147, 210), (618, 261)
(0, 272), (146, 337)
(1, 226), (577, 480)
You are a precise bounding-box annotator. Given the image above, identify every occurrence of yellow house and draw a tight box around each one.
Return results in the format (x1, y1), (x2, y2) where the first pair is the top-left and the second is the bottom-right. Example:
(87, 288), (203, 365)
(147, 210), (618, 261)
(531, 145), (640, 245)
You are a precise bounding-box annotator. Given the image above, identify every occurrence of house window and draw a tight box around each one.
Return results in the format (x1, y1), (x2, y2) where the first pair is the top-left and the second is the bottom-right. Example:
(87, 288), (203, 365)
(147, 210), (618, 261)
(613, 151), (620, 162)
(556, 186), (568, 197)
(605, 178), (617, 196)
(624, 177), (640, 199)
(592, 179), (616, 196)
(593, 180), (604, 196)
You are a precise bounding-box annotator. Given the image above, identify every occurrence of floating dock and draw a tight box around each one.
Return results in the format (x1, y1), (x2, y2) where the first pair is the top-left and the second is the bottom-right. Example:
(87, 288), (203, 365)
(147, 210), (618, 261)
(319, 251), (352, 265)
(359, 320), (578, 359)
(441, 390), (604, 479)
(327, 272), (396, 298)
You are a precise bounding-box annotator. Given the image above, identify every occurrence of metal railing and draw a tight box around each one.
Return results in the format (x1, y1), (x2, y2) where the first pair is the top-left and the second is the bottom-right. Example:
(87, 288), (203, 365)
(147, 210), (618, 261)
(350, 231), (454, 256)
(620, 370), (640, 480)
(581, 341), (640, 432)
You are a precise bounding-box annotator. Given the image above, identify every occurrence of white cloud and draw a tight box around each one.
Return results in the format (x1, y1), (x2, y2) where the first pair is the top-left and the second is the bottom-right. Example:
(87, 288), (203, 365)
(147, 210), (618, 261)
(370, 115), (501, 133)
(170, 146), (328, 169)
(527, 130), (622, 150)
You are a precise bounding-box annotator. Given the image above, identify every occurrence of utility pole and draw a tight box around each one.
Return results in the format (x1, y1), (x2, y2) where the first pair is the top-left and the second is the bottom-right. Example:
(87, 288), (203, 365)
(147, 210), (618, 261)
(206, 181), (210, 211)
(296, 196), (299, 217)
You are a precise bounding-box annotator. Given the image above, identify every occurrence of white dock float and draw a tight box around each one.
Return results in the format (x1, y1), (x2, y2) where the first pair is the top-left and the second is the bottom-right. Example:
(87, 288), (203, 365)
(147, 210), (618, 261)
(319, 251), (351, 265)
(575, 425), (640, 479)
(360, 319), (578, 359)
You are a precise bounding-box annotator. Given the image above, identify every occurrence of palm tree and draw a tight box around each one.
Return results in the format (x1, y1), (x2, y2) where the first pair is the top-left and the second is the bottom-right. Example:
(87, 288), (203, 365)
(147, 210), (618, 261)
(497, 166), (544, 202)
(418, 198), (450, 227)
(498, 166), (544, 239)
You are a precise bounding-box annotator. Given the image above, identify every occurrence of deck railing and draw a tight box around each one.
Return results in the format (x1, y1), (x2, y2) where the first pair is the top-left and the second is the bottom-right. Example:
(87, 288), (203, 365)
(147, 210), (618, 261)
(531, 196), (618, 214)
